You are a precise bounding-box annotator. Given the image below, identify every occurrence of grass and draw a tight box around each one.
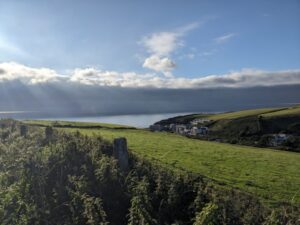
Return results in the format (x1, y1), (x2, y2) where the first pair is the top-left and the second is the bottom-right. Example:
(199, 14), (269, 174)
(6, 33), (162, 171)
(24, 120), (134, 129)
(189, 105), (300, 121)
(27, 120), (300, 206)
(262, 105), (300, 118)
(204, 108), (281, 120)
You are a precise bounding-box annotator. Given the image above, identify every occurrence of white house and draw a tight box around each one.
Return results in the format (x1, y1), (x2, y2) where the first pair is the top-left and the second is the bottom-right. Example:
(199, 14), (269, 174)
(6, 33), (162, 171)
(175, 125), (186, 134)
(190, 118), (212, 125)
(169, 124), (176, 132)
(190, 127), (200, 136)
(270, 134), (289, 146)
(190, 126), (209, 136)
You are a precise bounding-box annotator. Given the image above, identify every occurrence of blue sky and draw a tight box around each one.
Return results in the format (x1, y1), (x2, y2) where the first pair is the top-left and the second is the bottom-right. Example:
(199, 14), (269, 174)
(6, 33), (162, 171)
(0, 0), (300, 115)
(0, 0), (299, 78)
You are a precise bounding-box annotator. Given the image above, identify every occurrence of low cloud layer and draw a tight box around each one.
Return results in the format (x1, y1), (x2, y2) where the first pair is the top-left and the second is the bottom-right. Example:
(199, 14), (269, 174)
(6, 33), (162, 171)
(0, 62), (60, 84)
(0, 61), (299, 117)
(1, 62), (300, 89)
(0, 80), (299, 117)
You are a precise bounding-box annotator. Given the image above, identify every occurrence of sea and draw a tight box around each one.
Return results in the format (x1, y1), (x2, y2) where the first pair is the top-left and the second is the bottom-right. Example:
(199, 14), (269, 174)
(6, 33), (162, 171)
(0, 112), (197, 128)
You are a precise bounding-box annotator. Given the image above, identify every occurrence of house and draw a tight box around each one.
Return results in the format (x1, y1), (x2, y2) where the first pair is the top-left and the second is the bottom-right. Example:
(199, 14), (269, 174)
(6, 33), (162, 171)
(175, 125), (186, 134)
(184, 128), (191, 135)
(190, 127), (201, 136)
(270, 133), (289, 146)
(163, 125), (170, 131)
(169, 123), (176, 132)
(199, 127), (209, 135)
(190, 118), (212, 125)
(190, 126), (209, 136)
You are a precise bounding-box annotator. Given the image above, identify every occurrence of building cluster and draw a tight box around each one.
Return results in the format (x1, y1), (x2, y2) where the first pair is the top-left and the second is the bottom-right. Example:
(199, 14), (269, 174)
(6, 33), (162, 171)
(149, 118), (209, 137)
(269, 133), (289, 146)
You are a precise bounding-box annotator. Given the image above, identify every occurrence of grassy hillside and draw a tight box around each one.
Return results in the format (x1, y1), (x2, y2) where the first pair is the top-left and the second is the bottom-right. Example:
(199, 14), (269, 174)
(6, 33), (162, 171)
(156, 114), (213, 125)
(205, 106), (300, 146)
(25, 120), (300, 206)
(196, 105), (300, 121)
(157, 105), (300, 151)
(205, 108), (281, 120)
(159, 105), (300, 123)
(262, 105), (300, 117)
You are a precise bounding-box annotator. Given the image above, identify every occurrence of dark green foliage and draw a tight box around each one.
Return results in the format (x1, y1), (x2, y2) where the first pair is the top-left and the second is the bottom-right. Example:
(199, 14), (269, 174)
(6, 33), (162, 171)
(0, 124), (120, 224)
(287, 122), (300, 135)
(155, 114), (208, 125)
(67, 175), (108, 225)
(263, 205), (300, 225)
(128, 177), (156, 225)
(94, 156), (129, 224)
(45, 126), (54, 140)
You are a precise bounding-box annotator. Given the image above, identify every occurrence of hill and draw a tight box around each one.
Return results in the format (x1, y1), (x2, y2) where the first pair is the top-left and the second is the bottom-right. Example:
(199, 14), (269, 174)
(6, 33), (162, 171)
(158, 105), (300, 123)
(156, 105), (300, 151)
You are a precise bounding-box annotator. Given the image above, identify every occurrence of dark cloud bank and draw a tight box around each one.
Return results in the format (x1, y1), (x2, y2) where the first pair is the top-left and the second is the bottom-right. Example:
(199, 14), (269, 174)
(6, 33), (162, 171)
(0, 80), (299, 118)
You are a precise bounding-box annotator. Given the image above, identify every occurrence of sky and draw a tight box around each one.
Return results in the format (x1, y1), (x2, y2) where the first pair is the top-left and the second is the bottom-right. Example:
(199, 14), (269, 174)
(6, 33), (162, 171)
(0, 0), (299, 115)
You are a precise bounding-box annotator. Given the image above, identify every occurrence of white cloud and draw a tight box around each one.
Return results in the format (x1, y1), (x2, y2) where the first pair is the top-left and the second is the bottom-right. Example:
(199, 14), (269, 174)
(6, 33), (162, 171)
(1, 62), (300, 89)
(141, 32), (181, 56)
(141, 23), (199, 75)
(143, 55), (175, 77)
(214, 33), (237, 44)
(141, 23), (199, 56)
(176, 22), (200, 34)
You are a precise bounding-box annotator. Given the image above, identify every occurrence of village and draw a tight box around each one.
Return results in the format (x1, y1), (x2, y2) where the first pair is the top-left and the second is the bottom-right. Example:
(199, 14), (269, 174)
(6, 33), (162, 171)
(149, 118), (211, 137)
(149, 117), (292, 148)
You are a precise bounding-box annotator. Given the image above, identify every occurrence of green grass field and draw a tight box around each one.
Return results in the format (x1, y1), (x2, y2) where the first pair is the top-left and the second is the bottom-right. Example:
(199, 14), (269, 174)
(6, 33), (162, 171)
(24, 120), (133, 129)
(25, 120), (300, 206)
